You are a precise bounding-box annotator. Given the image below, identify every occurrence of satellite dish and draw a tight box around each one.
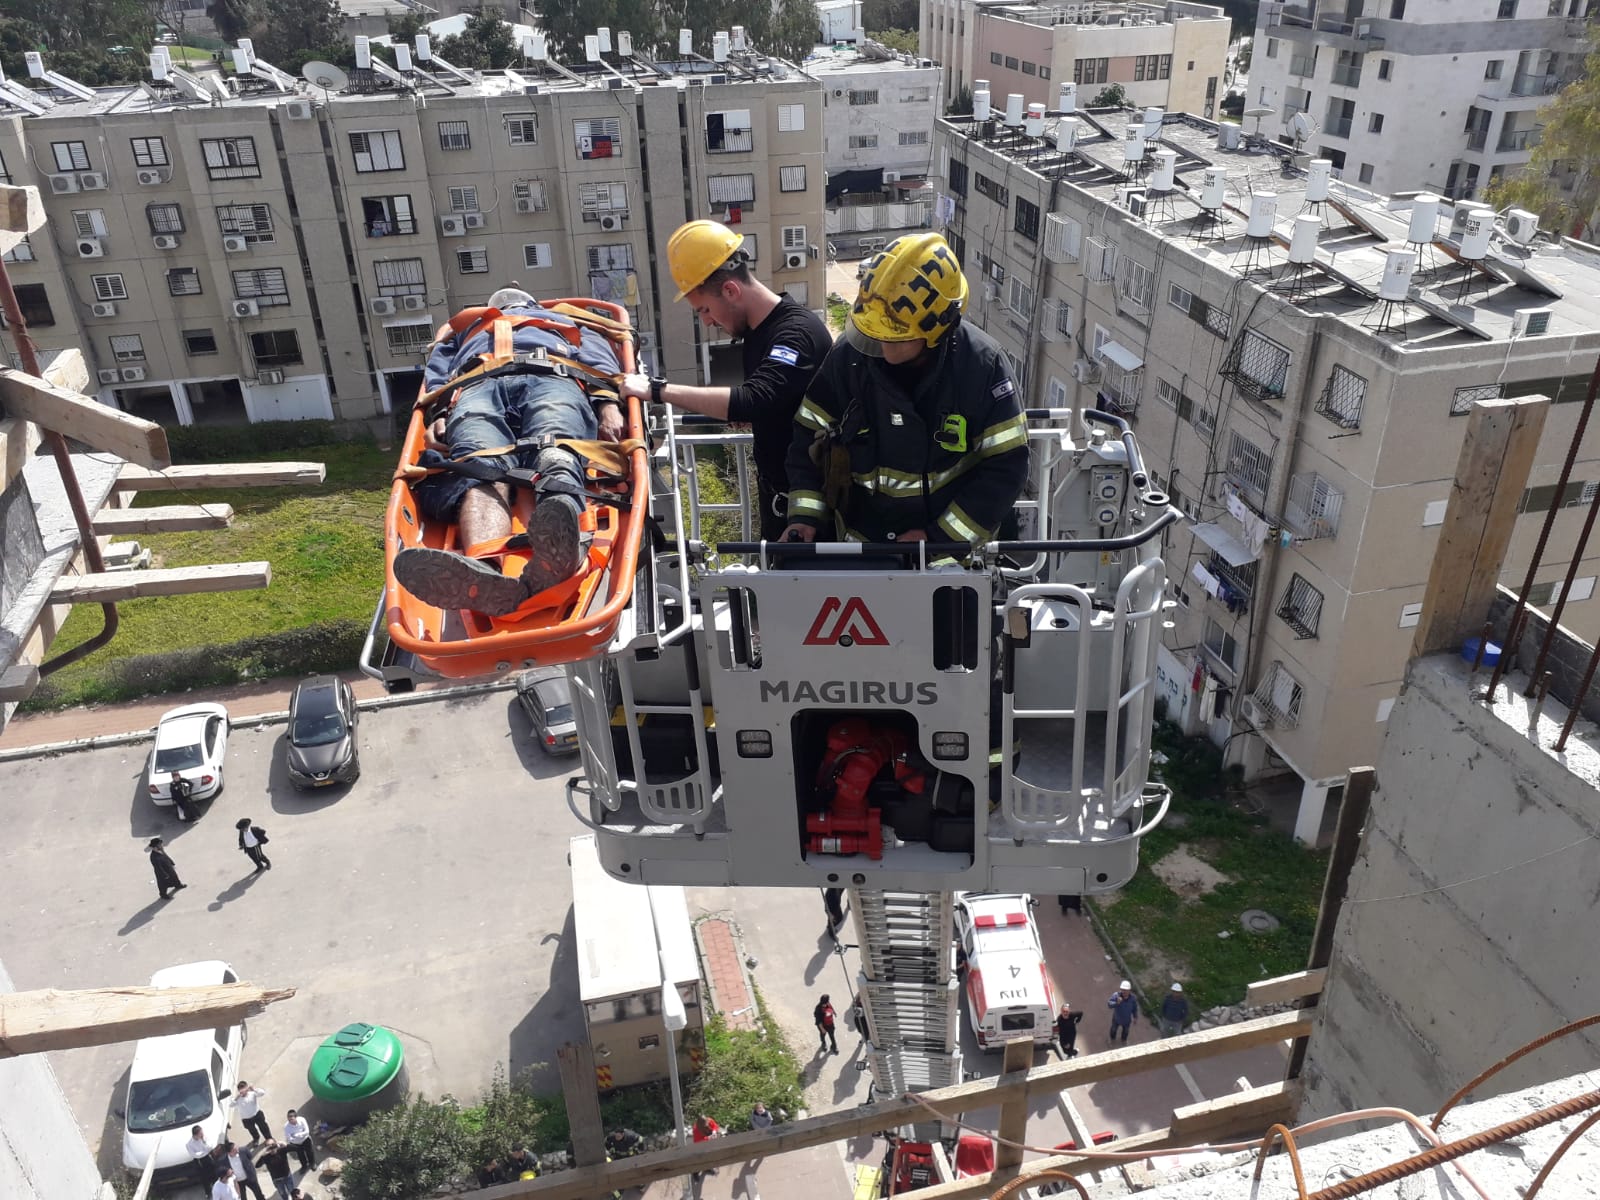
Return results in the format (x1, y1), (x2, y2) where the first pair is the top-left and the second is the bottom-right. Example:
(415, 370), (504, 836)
(302, 61), (348, 93)
(1288, 110), (1319, 149)
(1242, 104), (1275, 138)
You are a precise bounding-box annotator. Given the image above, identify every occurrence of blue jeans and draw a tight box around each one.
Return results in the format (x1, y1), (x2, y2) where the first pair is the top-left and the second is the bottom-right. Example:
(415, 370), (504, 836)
(415, 374), (597, 522)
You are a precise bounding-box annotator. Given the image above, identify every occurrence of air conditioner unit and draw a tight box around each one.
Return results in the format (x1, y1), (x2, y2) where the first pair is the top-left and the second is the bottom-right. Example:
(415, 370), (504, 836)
(91, 301), (118, 318)
(370, 297), (397, 316)
(598, 213), (623, 231)
(1512, 306), (1553, 338)
(462, 212), (486, 229)
(258, 368), (284, 384)
(121, 366), (147, 382)
(1071, 359), (1100, 383)
(77, 238), (104, 259)
(97, 368), (120, 385)
(1450, 200), (1491, 239)
(401, 295), (427, 311)
(232, 299), (260, 318)
(222, 235), (249, 253)
(783, 251), (806, 270)
(514, 197), (536, 214)
(1503, 208), (1540, 245)
(883, 170), (900, 183)
(153, 234), (180, 250)
(1241, 695), (1272, 726)
(439, 215), (466, 236)
(48, 173), (80, 194)
(136, 168), (165, 187)
(79, 172), (108, 190)
(809, 244), (821, 259)
(284, 99), (313, 120)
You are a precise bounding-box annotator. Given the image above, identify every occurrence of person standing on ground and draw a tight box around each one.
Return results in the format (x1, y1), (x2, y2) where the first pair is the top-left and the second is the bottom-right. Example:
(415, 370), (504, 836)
(691, 1114), (722, 1181)
(822, 887), (846, 936)
(1159, 982), (1189, 1037)
(1107, 981), (1137, 1046)
(257, 1139), (293, 1200)
(236, 819), (272, 872)
(186, 1124), (213, 1186)
(221, 1140), (266, 1200)
(232, 1083), (271, 1144)
(750, 1101), (774, 1130)
(211, 1165), (240, 1200)
(621, 219), (832, 541)
(283, 1109), (315, 1171)
(1054, 1003), (1083, 1059)
(147, 837), (186, 900)
(814, 993), (839, 1054)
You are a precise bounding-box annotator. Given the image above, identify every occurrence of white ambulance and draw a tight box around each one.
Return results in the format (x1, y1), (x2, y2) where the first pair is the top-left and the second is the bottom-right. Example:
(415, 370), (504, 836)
(954, 892), (1058, 1050)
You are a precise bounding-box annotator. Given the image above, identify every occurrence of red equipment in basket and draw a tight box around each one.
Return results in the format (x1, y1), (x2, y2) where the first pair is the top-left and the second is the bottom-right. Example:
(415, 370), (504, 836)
(807, 718), (930, 860)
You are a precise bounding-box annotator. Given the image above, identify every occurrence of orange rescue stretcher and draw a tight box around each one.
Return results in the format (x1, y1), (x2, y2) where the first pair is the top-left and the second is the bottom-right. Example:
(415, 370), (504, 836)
(381, 298), (649, 680)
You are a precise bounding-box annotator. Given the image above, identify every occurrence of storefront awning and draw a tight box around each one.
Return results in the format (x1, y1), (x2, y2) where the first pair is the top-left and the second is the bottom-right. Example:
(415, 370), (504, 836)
(1190, 521), (1257, 566)
(1098, 340), (1144, 373)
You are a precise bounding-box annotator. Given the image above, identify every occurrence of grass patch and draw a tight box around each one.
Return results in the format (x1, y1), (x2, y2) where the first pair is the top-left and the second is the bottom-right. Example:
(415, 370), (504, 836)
(24, 432), (392, 710)
(826, 292), (850, 333)
(685, 1000), (805, 1131)
(1088, 724), (1327, 1015)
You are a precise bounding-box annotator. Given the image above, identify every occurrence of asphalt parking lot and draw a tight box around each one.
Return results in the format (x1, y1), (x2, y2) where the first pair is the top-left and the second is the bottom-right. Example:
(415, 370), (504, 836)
(0, 687), (1285, 1189)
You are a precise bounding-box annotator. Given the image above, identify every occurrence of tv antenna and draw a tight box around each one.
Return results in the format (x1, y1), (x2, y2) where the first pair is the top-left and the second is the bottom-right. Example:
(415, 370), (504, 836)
(302, 60), (348, 99)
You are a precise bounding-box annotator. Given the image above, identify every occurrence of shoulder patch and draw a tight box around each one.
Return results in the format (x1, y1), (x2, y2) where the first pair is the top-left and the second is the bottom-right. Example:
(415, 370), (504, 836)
(768, 345), (801, 366)
(991, 379), (1015, 399)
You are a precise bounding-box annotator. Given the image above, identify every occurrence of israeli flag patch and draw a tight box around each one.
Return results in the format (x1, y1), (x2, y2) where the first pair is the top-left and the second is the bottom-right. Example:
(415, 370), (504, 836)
(769, 345), (801, 366)
(991, 379), (1015, 399)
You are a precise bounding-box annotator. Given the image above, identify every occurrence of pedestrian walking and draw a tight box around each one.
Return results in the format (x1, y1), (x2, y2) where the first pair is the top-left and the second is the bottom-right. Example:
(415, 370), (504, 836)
(171, 775), (199, 823)
(814, 993), (839, 1054)
(257, 1139), (293, 1200)
(283, 1109), (315, 1171)
(1054, 1004), (1083, 1059)
(1107, 981), (1137, 1045)
(1159, 982), (1189, 1037)
(232, 1082), (272, 1144)
(822, 887), (847, 935)
(186, 1124), (213, 1185)
(220, 1140), (266, 1200)
(236, 818), (272, 872)
(147, 837), (186, 900)
(690, 1114), (722, 1181)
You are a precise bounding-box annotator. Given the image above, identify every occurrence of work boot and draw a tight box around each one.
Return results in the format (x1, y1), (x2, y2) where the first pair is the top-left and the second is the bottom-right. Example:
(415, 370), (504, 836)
(394, 547), (531, 617)
(520, 483), (584, 597)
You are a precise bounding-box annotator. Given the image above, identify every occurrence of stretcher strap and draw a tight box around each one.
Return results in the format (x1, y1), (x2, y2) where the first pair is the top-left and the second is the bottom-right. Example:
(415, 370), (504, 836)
(394, 437), (643, 483)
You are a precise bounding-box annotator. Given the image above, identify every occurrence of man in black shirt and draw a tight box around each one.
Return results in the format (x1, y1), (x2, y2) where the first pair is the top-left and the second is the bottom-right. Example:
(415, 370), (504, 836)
(621, 219), (831, 540)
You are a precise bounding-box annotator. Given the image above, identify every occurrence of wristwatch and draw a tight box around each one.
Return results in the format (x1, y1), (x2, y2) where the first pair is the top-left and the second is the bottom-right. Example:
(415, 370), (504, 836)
(649, 376), (667, 404)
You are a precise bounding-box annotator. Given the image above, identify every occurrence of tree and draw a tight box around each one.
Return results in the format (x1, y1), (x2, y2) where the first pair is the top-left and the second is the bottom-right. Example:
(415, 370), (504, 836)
(871, 28), (918, 55)
(206, 0), (254, 42)
(945, 83), (972, 116)
(1091, 83), (1128, 108)
(862, 0), (917, 32)
(387, 10), (427, 44)
(254, 0), (340, 63)
(436, 10), (518, 69)
(765, 0), (820, 67)
(1485, 33), (1600, 239)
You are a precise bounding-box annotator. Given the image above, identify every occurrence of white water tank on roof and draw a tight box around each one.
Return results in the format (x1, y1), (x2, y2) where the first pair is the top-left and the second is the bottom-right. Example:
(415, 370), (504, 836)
(974, 82), (991, 121)
(1246, 192), (1278, 238)
(1025, 103), (1046, 137)
(1005, 92), (1025, 126)
(355, 36), (371, 69)
(732, 25), (746, 50)
(680, 28), (694, 54)
(528, 33), (547, 60)
(1408, 194), (1440, 245)
(1200, 166), (1227, 210)
(1461, 210), (1494, 259)
(1123, 125), (1146, 163)
(598, 27), (612, 53)
(713, 31), (730, 61)
(395, 43), (413, 70)
(617, 31), (633, 57)
(1288, 214), (1320, 264)
(585, 35), (601, 62)
(1305, 158), (1332, 203)
(1380, 249), (1416, 300)
(1142, 106), (1164, 139)
(1055, 116), (1080, 152)
(1058, 81), (1076, 113)
(1150, 149), (1176, 191)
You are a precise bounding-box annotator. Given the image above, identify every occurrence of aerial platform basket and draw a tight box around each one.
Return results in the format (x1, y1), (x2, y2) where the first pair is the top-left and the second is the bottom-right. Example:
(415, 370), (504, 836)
(377, 298), (650, 681)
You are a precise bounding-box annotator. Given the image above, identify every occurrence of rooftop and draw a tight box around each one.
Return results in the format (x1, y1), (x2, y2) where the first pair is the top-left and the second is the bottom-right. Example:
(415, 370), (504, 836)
(803, 42), (938, 77)
(944, 106), (1600, 348)
(973, 0), (1227, 30)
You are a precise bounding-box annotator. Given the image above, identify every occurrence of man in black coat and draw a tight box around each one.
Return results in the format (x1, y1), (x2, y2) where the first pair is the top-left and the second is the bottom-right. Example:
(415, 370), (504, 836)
(147, 838), (186, 900)
(1055, 1003), (1083, 1059)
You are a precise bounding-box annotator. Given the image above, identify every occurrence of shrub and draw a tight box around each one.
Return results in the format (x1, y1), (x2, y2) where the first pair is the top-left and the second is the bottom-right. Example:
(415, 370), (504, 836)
(340, 1095), (470, 1200)
(684, 1006), (805, 1133)
(461, 1066), (569, 1165)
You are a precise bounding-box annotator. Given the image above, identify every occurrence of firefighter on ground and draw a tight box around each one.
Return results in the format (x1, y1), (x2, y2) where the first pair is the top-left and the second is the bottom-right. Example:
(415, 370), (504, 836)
(620, 219), (831, 541)
(780, 232), (1029, 546)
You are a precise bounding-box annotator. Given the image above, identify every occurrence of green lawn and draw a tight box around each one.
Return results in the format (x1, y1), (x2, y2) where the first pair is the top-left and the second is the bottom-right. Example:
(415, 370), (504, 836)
(26, 439), (392, 710)
(1089, 727), (1328, 1015)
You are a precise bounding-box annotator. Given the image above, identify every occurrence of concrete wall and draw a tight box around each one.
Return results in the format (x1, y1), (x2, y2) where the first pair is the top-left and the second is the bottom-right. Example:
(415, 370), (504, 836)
(0, 960), (107, 1200)
(1299, 649), (1600, 1120)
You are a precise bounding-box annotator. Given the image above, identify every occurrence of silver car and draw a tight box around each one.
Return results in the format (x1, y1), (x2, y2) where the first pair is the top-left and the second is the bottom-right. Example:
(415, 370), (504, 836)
(516, 668), (579, 754)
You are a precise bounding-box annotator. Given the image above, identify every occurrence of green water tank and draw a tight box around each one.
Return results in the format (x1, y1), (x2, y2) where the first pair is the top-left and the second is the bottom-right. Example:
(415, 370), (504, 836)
(306, 1023), (409, 1122)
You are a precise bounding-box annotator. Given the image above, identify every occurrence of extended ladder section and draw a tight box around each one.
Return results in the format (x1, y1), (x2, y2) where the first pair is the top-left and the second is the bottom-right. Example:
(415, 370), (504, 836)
(851, 890), (962, 1095)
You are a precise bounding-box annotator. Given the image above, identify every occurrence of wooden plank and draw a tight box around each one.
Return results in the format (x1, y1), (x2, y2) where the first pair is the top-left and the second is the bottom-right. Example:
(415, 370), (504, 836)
(1245, 968), (1327, 1008)
(557, 1042), (606, 1168)
(49, 562), (271, 604)
(42, 347), (91, 395)
(1, 345), (86, 490)
(0, 663), (41, 702)
(114, 461), (327, 492)
(0, 366), (170, 468)
(1413, 395), (1549, 657)
(0, 982), (296, 1058)
(867, 1128), (1177, 1200)
(93, 504), (234, 534)
(994, 1038), (1033, 1170)
(482, 1011), (1315, 1200)
(0, 184), (46, 255)
(1169, 1081), (1294, 1142)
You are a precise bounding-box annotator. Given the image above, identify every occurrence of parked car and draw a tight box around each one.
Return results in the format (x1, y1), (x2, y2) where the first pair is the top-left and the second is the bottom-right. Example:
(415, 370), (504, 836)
(953, 892), (1057, 1051)
(147, 703), (229, 806)
(285, 675), (360, 787)
(120, 961), (247, 1183)
(516, 667), (579, 754)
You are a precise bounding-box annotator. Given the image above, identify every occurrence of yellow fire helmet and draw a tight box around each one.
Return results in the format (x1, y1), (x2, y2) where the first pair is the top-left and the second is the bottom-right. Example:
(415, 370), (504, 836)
(846, 233), (969, 356)
(666, 219), (746, 301)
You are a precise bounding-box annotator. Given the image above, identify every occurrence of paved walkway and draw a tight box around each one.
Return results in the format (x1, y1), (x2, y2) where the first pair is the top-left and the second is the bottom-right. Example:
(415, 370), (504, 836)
(696, 917), (759, 1032)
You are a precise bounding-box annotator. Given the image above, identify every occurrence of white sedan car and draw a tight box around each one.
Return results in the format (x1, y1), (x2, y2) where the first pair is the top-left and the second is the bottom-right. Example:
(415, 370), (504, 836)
(146, 703), (230, 805)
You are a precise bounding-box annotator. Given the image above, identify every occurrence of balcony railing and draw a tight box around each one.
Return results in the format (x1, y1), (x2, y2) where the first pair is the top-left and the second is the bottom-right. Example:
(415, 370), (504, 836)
(1467, 128), (1489, 151)
(707, 129), (754, 153)
(1265, 2), (1317, 30)
(1510, 71), (1559, 96)
(1289, 54), (1317, 77)
(366, 218), (417, 237)
(1325, 117), (1353, 138)
(1330, 65), (1362, 87)
(1497, 127), (1539, 153)
(1316, 15), (1355, 34)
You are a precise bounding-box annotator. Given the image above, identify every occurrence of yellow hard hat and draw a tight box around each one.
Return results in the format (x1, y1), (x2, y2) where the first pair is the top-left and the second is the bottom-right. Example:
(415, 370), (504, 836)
(519, 1170), (539, 1180)
(667, 219), (745, 301)
(847, 233), (968, 356)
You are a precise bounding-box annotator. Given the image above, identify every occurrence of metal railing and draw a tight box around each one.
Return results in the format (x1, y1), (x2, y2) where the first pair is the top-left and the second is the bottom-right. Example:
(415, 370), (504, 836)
(1289, 54), (1317, 78)
(1330, 65), (1362, 87)
(365, 217), (417, 237)
(1498, 127), (1539, 153)
(1267, 2), (1317, 29)
(1510, 71), (1559, 96)
(1467, 129), (1489, 151)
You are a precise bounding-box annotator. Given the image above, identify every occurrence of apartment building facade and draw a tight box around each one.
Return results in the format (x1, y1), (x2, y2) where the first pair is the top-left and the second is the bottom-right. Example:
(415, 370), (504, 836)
(1251, 0), (1594, 198)
(0, 52), (825, 425)
(935, 105), (1600, 832)
(922, 0), (1230, 117)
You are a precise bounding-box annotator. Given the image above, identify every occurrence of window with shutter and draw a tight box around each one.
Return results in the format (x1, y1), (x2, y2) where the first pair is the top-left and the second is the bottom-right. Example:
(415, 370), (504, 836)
(457, 248), (489, 274)
(574, 117), (622, 159)
(447, 185), (479, 213)
(522, 243), (553, 269)
(110, 334), (146, 361)
(350, 130), (404, 172)
(92, 274), (128, 302)
(777, 103), (805, 131)
(505, 113), (538, 145)
(201, 137), (260, 179)
(374, 258), (426, 296)
(709, 174), (755, 204)
(779, 165), (806, 192)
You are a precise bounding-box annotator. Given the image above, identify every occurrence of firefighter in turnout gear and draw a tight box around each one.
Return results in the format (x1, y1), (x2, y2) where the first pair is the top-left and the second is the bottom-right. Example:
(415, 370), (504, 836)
(781, 233), (1029, 546)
